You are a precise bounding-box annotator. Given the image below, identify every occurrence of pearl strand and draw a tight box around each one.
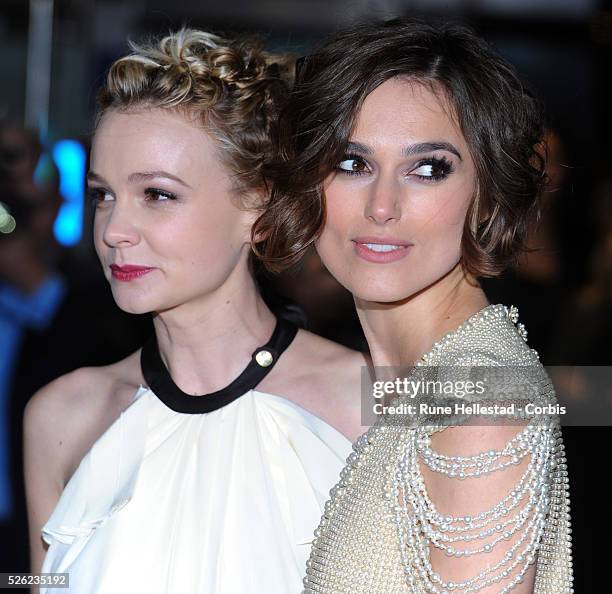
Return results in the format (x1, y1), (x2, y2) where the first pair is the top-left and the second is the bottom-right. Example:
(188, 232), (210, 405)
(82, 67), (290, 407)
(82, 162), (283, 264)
(416, 425), (540, 478)
(393, 418), (555, 593)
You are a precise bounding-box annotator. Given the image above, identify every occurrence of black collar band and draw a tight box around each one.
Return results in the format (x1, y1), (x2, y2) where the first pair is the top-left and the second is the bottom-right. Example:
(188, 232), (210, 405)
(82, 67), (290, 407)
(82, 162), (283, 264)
(140, 317), (298, 414)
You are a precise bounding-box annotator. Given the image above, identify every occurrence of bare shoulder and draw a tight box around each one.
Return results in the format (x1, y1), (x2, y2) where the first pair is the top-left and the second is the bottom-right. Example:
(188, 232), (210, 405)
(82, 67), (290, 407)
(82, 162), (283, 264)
(259, 329), (370, 442)
(23, 349), (143, 488)
(23, 351), (144, 574)
(423, 422), (533, 525)
(270, 328), (367, 394)
(295, 327), (367, 364)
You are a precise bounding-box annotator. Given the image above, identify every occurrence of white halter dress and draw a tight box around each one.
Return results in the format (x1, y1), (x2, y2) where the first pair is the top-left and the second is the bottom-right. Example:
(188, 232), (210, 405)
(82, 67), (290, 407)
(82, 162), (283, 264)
(40, 384), (352, 593)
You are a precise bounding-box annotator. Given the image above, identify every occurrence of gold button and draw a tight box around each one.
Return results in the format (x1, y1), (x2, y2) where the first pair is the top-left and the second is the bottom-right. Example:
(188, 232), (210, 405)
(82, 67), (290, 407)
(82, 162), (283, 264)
(255, 349), (274, 367)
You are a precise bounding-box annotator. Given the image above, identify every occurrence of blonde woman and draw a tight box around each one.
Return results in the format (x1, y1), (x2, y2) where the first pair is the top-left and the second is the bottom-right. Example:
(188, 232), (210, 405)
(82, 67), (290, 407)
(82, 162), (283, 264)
(24, 29), (365, 594)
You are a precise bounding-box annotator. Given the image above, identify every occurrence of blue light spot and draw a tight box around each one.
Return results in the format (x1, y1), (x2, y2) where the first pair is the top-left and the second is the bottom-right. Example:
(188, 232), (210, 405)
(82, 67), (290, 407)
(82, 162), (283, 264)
(52, 140), (86, 246)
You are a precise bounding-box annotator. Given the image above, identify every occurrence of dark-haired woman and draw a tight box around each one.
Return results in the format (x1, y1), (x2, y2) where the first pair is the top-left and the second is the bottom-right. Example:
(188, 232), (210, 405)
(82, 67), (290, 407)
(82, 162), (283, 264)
(256, 18), (572, 594)
(23, 29), (367, 594)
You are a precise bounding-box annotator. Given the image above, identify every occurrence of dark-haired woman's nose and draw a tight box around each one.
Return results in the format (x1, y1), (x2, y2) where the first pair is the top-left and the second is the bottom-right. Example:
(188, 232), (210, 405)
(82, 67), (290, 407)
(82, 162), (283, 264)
(364, 178), (401, 224)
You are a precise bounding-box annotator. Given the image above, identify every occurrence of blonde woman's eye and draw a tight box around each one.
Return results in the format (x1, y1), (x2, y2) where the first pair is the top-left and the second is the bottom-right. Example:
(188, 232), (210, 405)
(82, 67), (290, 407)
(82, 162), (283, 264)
(144, 188), (177, 201)
(336, 155), (369, 176)
(87, 188), (113, 205)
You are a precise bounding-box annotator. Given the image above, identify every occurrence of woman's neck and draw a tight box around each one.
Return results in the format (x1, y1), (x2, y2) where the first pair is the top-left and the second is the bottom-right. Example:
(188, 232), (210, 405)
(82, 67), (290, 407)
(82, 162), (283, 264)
(355, 264), (489, 368)
(148, 257), (276, 396)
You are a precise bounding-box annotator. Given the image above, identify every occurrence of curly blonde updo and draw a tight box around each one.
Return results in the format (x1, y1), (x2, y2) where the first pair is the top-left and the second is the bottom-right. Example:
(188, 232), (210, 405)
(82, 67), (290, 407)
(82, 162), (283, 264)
(96, 28), (292, 199)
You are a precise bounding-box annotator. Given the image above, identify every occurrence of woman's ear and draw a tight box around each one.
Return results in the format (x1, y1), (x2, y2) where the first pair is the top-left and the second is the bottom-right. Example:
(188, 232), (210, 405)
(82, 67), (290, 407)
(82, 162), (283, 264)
(249, 211), (271, 246)
(238, 187), (269, 244)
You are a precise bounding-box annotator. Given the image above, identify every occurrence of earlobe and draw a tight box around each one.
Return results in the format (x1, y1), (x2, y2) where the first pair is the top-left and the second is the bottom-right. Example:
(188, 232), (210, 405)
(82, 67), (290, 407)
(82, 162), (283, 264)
(250, 220), (271, 247)
(240, 187), (269, 239)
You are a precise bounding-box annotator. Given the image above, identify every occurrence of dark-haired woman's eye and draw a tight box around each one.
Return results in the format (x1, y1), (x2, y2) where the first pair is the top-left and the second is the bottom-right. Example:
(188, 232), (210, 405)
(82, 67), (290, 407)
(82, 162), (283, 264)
(336, 155), (369, 176)
(411, 156), (454, 181)
(144, 188), (177, 202)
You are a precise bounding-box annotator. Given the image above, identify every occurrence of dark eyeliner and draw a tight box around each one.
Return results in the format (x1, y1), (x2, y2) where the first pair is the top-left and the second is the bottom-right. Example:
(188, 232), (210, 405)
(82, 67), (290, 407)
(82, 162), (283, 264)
(335, 153), (369, 176)
(412, 156), (454, 181)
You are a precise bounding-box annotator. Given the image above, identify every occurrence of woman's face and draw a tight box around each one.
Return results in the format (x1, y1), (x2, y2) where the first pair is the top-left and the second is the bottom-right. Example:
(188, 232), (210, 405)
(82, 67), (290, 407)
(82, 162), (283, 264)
(315, 78), (477, 303)
(90, 107), (255, 315)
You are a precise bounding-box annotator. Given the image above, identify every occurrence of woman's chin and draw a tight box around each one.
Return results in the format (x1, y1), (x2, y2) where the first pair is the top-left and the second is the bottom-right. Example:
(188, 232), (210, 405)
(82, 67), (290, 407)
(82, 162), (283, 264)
(347, 263), (463, 306)
(350, 283), (416, 306)
(117, 303), (152, 315)
(110, 294), (154, 316)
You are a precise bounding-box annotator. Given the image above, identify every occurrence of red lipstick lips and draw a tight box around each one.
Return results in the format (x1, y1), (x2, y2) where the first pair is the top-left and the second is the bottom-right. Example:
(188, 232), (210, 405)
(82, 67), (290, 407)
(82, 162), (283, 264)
(110, 264), (155, 281)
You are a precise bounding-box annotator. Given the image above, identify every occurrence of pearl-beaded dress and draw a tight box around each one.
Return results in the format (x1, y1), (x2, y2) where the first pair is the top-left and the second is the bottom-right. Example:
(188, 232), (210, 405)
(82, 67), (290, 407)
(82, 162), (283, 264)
(304, 304), (572, 594)
(39, 387), (353, 593)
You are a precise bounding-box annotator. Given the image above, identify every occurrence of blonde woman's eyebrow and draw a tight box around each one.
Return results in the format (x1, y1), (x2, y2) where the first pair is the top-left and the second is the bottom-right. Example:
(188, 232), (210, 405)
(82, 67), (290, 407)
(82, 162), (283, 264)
(87, 170), (192, 189)
(86, 171), (109, 185)
(127, 171), (192, 188)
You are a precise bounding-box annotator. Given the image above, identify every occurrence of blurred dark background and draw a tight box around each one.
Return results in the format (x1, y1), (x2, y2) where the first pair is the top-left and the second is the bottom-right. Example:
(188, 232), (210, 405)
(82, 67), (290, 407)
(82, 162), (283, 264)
(1, 0), (610, 590)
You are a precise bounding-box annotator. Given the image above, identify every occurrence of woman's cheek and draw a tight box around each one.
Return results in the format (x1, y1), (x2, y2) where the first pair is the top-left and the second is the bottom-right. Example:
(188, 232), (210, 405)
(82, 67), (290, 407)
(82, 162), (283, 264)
(325, 186), (352, 226)
(319, 193), (353, 253)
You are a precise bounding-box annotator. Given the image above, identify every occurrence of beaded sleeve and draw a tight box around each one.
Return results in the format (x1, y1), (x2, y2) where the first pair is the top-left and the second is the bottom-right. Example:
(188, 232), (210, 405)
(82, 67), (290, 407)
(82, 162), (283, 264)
(303, 305), (573, 594)
(390, 411), (570, 593)
(388, 310), (572, 593)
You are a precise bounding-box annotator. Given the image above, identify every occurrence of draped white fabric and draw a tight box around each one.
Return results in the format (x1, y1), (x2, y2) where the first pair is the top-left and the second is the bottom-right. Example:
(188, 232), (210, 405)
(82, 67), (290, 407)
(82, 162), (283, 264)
(40, 386), (352, 593)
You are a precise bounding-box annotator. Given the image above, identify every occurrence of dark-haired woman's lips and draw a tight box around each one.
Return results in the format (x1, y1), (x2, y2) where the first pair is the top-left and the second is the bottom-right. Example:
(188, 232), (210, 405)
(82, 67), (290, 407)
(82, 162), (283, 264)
(110, 263), (156, 281)
(352, 237), (413, 263)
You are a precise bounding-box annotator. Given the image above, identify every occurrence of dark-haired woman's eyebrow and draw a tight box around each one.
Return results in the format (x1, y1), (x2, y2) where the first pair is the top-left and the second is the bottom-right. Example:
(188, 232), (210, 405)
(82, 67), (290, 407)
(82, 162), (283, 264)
(346, 141), (373, 156)
(402, 142), (462, 161)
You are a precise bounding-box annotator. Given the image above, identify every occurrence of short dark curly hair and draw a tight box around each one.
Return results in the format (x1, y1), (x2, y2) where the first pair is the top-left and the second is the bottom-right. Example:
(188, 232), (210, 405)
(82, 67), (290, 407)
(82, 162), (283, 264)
(253, 17), (548, 277)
